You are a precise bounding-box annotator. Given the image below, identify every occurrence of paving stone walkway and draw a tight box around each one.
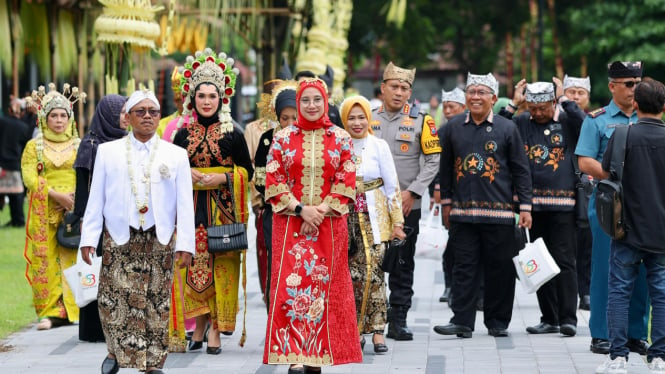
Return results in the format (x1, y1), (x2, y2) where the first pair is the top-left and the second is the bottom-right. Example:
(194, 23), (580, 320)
(0, 207), (653, 373)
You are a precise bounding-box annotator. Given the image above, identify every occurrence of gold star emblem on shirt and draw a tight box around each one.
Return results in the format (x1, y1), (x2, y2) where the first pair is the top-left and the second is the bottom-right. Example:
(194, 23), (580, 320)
(533, 148), (544, 158)
(468, 157), (479, 168)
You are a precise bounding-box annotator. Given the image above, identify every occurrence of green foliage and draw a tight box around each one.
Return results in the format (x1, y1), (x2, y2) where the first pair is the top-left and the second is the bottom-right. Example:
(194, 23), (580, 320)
(0, 204), (35, 340)
(348, 0), (530, 73)
(563, 0), (665, 104)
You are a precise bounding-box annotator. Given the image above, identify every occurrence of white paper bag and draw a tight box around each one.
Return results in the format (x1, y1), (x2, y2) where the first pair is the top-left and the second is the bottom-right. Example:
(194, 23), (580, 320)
(512, 229), (560, 294)
(64, 253), (102, 308)
(416, 204), (447, 259)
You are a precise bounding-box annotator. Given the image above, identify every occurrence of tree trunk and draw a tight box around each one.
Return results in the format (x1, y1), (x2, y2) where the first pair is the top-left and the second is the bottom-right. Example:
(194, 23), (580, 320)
(547, 0), (564, 78)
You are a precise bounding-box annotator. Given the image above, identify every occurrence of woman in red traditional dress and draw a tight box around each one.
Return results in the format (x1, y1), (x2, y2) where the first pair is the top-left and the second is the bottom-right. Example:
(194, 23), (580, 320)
(263, 78), (362, 373)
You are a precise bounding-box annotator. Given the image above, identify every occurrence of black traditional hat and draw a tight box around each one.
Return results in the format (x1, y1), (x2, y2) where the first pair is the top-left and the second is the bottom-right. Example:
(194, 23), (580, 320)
(318, 65), (334, 91)
(608, 61), (643, 78)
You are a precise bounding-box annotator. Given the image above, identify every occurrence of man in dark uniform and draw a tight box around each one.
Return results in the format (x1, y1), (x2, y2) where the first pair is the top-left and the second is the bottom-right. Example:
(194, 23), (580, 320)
(371, 61), (441, 341)
(501, 79), (586, 337)
(434, 72), (532, 338)
(575, 61), (650, 355)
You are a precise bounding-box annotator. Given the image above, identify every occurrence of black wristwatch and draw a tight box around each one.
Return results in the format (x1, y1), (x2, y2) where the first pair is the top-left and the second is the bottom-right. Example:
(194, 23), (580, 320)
(294, 203), (304, 216)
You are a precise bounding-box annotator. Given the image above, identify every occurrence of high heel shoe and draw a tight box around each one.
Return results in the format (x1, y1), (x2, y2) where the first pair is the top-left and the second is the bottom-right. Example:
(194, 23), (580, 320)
(360, 336), (366, 350)
(206, 346), (221, 355)
(188, 340), (203, 351)
(188, 323), (209, 351)
(373, 334), (389, 354)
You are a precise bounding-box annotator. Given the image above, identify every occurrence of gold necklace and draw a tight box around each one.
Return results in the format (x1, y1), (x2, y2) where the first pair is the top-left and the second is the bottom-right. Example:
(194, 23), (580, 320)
(126, 135), (159, 226)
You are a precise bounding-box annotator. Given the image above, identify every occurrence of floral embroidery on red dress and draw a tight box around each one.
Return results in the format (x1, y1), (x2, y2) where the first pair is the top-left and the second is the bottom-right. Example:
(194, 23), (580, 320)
(273, 237), (331, 358)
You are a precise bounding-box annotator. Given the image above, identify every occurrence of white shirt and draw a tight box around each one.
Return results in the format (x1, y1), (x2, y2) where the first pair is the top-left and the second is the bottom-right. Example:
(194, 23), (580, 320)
(128, 133), (156, 230)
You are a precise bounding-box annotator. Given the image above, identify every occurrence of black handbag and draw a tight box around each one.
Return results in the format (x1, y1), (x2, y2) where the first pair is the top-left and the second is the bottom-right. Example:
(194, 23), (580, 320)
(207, 177), (248, 253)
(380, 226), (413, 274)
(207, 223), (248, 252)
(56, 212), (81, 249)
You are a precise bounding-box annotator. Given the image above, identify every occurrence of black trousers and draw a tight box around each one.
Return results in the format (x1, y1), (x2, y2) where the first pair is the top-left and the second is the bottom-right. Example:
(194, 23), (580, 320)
(531, 211), (578, 326)
(8, 193), (25, 225)
(388, 209), (421, 308)
(576, 225), (592, 298)
(449, 222), (517, 330)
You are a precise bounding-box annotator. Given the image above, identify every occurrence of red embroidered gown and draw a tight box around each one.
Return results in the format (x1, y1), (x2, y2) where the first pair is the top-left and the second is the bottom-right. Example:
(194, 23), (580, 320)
(263, 124), (362, 366)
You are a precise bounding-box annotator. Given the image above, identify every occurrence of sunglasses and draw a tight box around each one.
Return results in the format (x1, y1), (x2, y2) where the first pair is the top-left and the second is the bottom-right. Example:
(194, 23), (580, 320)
(130, 109), (161, 117)
(612, 80), (640, 88)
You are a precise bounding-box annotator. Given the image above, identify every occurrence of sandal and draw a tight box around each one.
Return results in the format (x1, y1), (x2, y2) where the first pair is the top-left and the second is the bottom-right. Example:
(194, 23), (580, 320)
(36, 318), (52, 330)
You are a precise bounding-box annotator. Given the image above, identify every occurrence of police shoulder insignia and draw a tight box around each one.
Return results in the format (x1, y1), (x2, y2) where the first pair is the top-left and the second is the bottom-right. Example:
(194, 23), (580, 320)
(588, 107), (606, 118)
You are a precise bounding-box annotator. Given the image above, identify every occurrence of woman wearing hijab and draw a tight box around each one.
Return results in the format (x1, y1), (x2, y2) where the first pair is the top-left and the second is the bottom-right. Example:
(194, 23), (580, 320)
(263, 78), (362, 373)
(173, 48), (253, 355)
(73, 94), (127, 341)
(253, 80), (297, 310)
(340, 95), (406, 354)
(21, 83), (84, 330)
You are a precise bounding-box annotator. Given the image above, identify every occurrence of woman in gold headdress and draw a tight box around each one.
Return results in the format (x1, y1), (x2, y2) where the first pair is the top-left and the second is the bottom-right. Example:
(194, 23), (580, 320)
(21, 83), (85, 330)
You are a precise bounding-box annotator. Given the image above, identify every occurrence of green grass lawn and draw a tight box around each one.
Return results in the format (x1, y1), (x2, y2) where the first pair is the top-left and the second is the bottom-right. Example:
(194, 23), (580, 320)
(0, 200), (36, 340)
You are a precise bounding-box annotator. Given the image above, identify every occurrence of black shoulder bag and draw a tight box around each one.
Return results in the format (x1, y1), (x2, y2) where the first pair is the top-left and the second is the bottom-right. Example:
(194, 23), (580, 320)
(595, 126), (629, 240)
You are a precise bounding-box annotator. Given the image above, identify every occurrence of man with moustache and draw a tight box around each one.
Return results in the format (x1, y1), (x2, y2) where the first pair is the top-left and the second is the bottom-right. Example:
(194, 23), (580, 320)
(371, 62), (441, 341)
(79, 89), (195, 374)
(575, 61), (650, 355)
(434, 72), (532, 338)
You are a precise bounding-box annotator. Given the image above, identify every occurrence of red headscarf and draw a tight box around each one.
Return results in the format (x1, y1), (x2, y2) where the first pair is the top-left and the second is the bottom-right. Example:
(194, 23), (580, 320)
(295, 78), (334, 131)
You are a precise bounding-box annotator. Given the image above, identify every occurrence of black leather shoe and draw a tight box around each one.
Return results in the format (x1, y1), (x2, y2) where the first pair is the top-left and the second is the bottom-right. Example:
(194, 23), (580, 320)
(188, 340), (203, 351)
(590, 338), (610, 354)
(579, 295), (590, 310)
(386, 322), (413, 341)
(626, 338), (650, 355)
(101, 356), (119, 374)
(433, 323), (472, 338)
(526, 322), (560, 334)
(146, 370), (165, 374)
(488, 328), (509, 337)
(304, 366), (321, 373)
(206, 346), (222, 355)
(560, 324), (577, 337)
(439, 288), (451, 302)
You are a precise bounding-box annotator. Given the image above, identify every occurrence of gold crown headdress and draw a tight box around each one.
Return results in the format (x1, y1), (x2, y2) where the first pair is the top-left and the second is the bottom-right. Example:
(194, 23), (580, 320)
(178, 48), (239, 133)
(26, 82), (85, 174)
(28, 82), (86, 120)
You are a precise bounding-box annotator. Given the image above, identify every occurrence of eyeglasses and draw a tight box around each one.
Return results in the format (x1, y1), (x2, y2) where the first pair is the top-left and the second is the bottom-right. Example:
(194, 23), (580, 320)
(465, 89), (491, 97)
(612, 80), (641, 88)
(300, 97), (324, 107)
(130, 109), (161, 117)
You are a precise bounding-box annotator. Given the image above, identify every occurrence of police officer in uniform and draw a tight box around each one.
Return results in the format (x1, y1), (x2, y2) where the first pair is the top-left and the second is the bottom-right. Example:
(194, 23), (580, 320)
(371, 62), (441, 341)
(575, 61), (650, 355)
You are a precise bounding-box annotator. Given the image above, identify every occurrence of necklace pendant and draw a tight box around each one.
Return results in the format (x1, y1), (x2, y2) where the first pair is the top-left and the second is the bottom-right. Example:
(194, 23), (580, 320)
(139, 206), (149, 214)
(140, 215), (145, 227)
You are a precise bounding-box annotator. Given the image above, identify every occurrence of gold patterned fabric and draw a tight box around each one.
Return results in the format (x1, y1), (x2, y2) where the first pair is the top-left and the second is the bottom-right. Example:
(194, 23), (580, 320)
(348, 211), (387, 333)
(98, 229), (175, 371)
(21, 138), (78, 323)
